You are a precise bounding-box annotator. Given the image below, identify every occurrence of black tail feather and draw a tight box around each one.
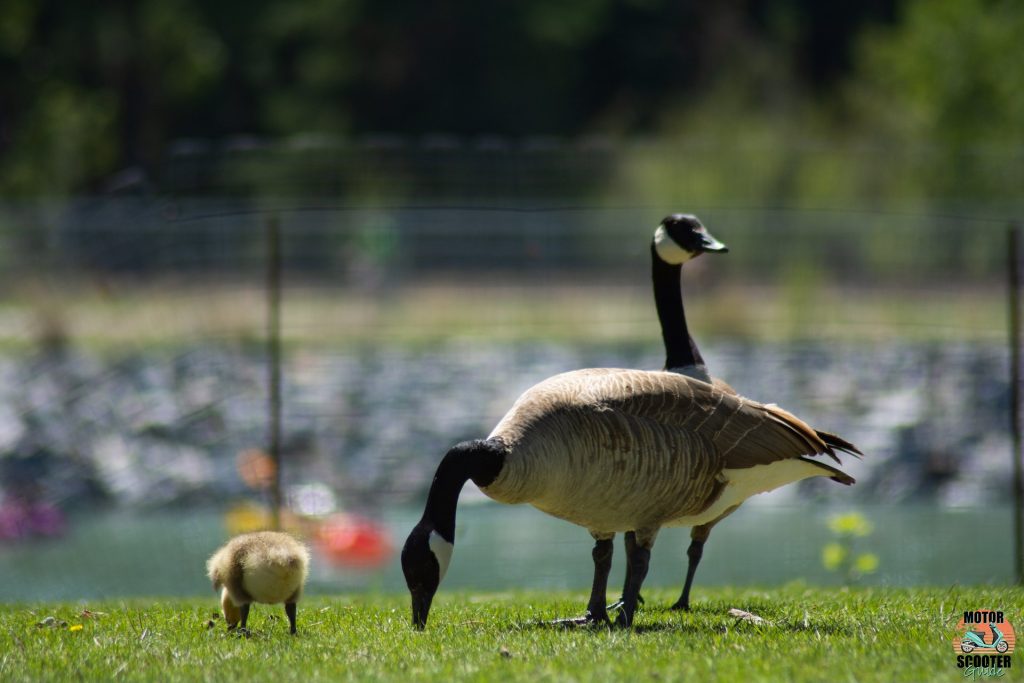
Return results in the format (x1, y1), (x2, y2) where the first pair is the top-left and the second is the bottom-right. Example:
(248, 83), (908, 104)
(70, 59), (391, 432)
(815, 430), (863, 458)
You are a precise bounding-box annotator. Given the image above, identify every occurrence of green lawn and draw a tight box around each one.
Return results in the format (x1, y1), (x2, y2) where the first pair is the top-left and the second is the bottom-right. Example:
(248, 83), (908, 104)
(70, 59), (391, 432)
(1, 586), (1020, 682)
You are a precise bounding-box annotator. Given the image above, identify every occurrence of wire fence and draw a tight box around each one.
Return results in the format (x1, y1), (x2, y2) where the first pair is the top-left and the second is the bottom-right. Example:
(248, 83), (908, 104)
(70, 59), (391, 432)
(3, 197), (1018, 282)
(0, 141), (1021, 595)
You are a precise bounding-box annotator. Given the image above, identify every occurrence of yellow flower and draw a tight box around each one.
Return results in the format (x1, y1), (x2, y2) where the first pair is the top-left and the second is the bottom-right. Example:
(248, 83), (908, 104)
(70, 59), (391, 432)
(822, 542), (847, 570)
(827, 512), (873, 537)
(854, 553), (880, 574)
(68, 624), (83, 632)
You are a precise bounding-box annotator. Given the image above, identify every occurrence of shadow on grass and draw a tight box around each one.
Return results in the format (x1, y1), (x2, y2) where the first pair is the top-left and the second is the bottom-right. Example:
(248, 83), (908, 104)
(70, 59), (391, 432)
(631, 619), (855, 636)
(517, 604), (857, 637)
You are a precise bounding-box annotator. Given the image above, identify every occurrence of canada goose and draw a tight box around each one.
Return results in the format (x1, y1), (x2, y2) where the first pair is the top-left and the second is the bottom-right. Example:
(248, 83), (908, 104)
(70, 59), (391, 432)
(206, 531), (310, 634)
(650, 213), (728, 383)
(401, 367), (858, 630)
(647, 213), (861, 612)
(601, 213), (731, 615)
(645, 212), (732, 612)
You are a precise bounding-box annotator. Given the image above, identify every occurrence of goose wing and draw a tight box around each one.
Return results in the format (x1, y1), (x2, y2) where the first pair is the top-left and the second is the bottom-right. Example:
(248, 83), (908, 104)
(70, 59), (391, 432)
(484, 368), (857, 531)
(814, 429), (863, 457)
(573, 369), (857, 482)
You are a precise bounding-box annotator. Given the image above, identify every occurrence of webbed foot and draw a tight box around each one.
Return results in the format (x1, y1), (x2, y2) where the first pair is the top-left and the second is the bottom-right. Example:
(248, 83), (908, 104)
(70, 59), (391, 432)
(668, 598), (691, 611)
(613, 604), (635, 629)
(549, 610), (612, 629)
(607, 593), (644, 612)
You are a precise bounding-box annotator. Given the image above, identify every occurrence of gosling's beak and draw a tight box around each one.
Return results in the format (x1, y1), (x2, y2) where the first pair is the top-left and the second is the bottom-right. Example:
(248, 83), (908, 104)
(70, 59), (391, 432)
(411, 589), (434, 630)
(700, 231), (728, 253)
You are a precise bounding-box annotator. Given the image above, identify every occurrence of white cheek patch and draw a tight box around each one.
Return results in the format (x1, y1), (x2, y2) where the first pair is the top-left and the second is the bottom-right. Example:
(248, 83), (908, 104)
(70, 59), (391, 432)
(654, 225), (696, 265)
(428, 531), (454, 582)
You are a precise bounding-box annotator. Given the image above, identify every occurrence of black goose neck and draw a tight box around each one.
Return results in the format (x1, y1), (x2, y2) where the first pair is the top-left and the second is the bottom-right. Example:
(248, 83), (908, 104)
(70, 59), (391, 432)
(422, 439), (503, 541)
(651, 243), (705, 371)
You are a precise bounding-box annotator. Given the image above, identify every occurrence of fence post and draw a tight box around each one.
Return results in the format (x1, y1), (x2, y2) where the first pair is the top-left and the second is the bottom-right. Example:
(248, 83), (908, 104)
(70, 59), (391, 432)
(267, 214), (283, 531)
(1009, 222), (1023, 585)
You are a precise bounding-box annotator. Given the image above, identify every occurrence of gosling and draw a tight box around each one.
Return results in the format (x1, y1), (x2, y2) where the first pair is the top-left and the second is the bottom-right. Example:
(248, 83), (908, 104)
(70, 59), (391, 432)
(206, 531), (310, 634)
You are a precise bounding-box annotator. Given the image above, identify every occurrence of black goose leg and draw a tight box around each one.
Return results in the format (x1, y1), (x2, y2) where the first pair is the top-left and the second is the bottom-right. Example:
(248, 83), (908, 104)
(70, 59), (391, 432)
(285, 602), (297, 634)
(553, 536), (613, 627)
(670, 515), (737, 612)
(614, 534), (652, 628)
(584, 538), (614, 624)
(669, 539), (704, 611)
(609, 531), (645, 611)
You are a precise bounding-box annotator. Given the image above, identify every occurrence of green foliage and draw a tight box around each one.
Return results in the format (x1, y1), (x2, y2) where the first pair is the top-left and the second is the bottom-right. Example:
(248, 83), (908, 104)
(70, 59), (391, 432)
(822, 512), (880, 582)
(1, 84), (117, 196)
(854, 0), (1024, 147)
(0, 587), (1019, 682)
(850, 0), (1024, 199)
(0, 0), (225, 196)
(0, 1), (895, 196)
(522, 0), (612, 47)
(2, 0), (1021, 209)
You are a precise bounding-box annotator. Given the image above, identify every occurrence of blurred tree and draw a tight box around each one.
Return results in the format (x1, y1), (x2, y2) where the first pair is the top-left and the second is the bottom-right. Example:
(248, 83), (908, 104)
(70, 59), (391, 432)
(0, 1), (118, 195)
(0, 0), (945, 198)
(0, 0), (225, 195)
(749, 0), (896, 93)
(849, 0), (1024, 199)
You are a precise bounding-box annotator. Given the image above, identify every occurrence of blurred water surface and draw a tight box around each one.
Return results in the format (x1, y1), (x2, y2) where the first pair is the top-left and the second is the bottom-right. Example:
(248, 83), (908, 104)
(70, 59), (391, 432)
(0, 338), (1016, 601)
(0, 339), (1010, 509)
(0, 503), (1012, 603)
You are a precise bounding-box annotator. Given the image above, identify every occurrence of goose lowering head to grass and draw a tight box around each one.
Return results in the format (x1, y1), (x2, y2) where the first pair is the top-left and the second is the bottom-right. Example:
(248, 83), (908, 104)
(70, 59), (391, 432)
(641, 213), (861, 612)
(206, 531), (310, 635)
(400, 366), (859, 630)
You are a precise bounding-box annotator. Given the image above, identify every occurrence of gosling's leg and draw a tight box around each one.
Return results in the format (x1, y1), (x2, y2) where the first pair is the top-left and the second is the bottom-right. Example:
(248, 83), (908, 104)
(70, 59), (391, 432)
(238, 603), (251, 630)
(221, 587), (242, 630)
(285, 602), (297, 634)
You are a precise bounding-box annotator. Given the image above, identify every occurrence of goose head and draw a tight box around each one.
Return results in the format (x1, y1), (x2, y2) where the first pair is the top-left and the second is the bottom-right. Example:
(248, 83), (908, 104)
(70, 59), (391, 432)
(400, 439), (503, 629)
(653, 214), (728, 265)
(401, 521), (454, 629)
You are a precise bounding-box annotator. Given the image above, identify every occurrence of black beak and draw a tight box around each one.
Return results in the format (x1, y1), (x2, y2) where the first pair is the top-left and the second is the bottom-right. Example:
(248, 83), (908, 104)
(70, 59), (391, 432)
(411, 590), (434, 630)
(700, 233), (728, 253)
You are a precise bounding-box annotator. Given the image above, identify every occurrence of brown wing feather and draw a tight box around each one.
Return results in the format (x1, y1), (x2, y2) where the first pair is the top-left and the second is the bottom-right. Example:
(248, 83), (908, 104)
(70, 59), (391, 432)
(486, 368), (859, 529)
(565, 370), (854, 470)
(711, 377), (738, 396)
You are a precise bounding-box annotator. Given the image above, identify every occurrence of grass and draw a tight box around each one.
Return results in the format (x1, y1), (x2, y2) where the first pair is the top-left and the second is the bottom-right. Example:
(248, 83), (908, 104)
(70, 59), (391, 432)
(1, 585), (1020, 682)
(0, 278), (1008, 351)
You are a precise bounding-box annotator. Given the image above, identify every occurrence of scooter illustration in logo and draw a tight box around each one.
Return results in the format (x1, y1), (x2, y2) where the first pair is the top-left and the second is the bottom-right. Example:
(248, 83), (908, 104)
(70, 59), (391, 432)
(960, 624), (1010, 654)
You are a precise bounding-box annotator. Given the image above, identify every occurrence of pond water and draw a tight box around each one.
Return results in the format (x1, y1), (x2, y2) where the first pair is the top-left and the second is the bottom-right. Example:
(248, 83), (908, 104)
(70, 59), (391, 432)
(0, 338), (1017, 602)
(0, 339), (1013, 511)
(0, 502), (1012, 603)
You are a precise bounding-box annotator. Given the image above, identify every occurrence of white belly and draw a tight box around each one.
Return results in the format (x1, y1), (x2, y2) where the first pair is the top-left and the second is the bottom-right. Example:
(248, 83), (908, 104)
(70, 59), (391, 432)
(665, 459), (828, 527)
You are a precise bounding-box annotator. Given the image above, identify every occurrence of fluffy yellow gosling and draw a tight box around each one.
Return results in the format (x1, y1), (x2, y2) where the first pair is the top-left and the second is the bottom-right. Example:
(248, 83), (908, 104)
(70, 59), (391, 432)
(206, 531), (310, 634)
